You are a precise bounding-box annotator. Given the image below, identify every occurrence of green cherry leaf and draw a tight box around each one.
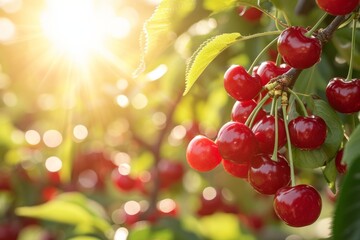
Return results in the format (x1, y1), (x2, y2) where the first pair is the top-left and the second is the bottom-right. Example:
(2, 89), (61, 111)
(184, 33), (241, 95)
(292, 99), (343, 169)
(333, 156), (360, 240)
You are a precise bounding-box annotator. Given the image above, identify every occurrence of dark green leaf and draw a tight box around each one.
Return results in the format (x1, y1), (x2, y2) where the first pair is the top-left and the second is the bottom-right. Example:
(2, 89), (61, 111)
(184, 33), (241, 95)
(343, 124), (360, 167)
(293, 99), (343, 168)
(332, 157), (360, 240)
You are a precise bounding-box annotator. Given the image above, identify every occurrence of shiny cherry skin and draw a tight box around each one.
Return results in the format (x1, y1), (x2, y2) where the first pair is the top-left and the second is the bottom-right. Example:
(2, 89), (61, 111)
(186, 135), (222, 172)
(277, 26), (322, 69)
(252, 115), (287, 154)
(256, 61), (291, 86)
(248, 154), (290, 195)
(222, 158), (249, 179)
(316, 0), (359, 15)
(231, 100), (266, 124)
(237, 6), (263, 22)
(326, 78), (360, 113)
(288, 115), (327, 150)
(335, 148), (347, 174)
(216, 122), (258, 164)
(274, 184), (322, 227)
(224, 65), (262, 101)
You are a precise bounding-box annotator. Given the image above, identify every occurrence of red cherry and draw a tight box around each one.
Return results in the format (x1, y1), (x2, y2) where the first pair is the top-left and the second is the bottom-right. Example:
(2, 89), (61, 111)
(267, 48), (278, 62)
(72, 150), (116, 189)
(197, 188), (223, 216)
(220, 203), (241, 214)
(316, 0), (359, 15)
(231, 100), (266, 124)
(252, 115), (287, 154)
(274, 184), (322, 227)
(237, 6), (263, 22)
(239, 214), (264, 232)
(326, 78), (360, 113)
(277, 26), (322, 69)
(256, 61), (291, 86)
(335, 148), (347, 174)
(255, 61), (291, 104)
(158, 160), (184, 187)
(0, 222), (20, 240)
(288, 115), (327, 150)
(186, 135), (222, 172)
(224, 65), (262, 101)
(0, 171), (11, 191)
(41, 186), (59, 202)
(216, 122), (258, 164)
(222, 158), (249, 179)
(248, 154), (290, 195)
(112, 169), (136, 192)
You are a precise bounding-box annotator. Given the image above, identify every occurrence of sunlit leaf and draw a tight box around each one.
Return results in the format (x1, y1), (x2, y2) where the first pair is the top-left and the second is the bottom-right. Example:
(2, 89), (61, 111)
(293, 99), (343, 168)
(332, 156), (360, 240)
(343, 124), (360, 167)
(15, 193), (111, 234)
(134, 0), (196, 77)
(203, 0), (238, 13)
(128, 218), (202, 240)
(184, 33), (241, 95)
(199, 213), (254, 240)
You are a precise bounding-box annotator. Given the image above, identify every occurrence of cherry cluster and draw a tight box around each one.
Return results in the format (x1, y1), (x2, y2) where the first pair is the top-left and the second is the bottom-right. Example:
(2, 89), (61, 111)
(187, 61), (325, 227)
(187, 0), (359, 228)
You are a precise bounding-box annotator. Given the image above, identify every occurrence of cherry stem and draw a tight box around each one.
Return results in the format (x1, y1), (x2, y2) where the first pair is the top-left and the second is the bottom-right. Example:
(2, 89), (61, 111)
(245, 94), (270, 128)
(271, 96), (279, 162)
(282, 99), (296, 187)
(346, 17), (357, 81)
(287, 88), (309, 117)
(305, 13), (328, 37)
(248, 37), (279, 74)
(281, 11), (291, 26)
(270, 95), (277, 115)
(275, 52), (282, 66)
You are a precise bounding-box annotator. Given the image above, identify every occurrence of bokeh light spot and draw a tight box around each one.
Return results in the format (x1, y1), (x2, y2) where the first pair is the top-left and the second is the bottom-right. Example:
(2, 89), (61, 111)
(45, 156), (62, 172)
(73, 124), (88, 140)
(0, 17), (16, 42)
(157, 198), (176, 214)
(131, 93), (148, 109)
(116, 79), (128, 91)
(78, 169), (98, 188)
(116, 94), (129, 108)
(124, 201), (141, 215)
(25, 130), (41, 145)
(152, 112), (167, 127)
(118, 163), (131, 176)
(43, 129), (63, 148)
(114, 227), (129, 240)
(203, 187), (217, 201)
